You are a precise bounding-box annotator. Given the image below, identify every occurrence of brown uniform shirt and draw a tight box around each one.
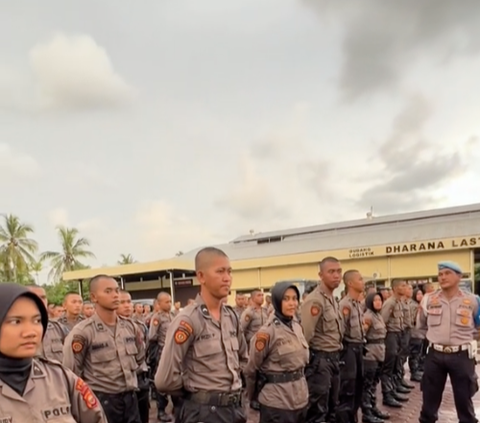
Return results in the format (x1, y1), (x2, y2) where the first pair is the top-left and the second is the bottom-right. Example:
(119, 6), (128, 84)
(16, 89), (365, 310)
(0, 357), (107, 422)
(417, 289), (479, 346)
(154, 294), (248, 394)
(38, 320), (69, 362)
(401, 299), (412, 330)
(148, 310), (174, 349)
(363, 309), (387, 362)
(339, 295), (365, 343)
(380, 296), (403, 333)
(409, 300), (424, 339)
(134, 320), (149, 373)
(245, 316), (309, 410)
(63, 314), (145, 394)
(241, 306), (269, 345)
(300, 284), (343, 352)
(233, 306), (246, 318)
(58, 315), (85, 331)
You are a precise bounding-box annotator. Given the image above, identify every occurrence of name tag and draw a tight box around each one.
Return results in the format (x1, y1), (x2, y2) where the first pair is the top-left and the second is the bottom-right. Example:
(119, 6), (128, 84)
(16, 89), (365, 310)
(427, 308), (442, 315)
(42, 405), (71, 419)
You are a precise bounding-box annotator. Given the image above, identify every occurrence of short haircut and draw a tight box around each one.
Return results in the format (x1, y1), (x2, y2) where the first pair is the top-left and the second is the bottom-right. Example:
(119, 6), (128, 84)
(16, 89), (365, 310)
(83, 301), (92, 305)
(156, 291), (170, 300)
(250, 289), (262, 296)
(236, 292), (245, 297)
(64, 291), (81, 302)
(320, 256), (339, 271)
(343, 269), (359, 284)
(391, 279), (405, 289)
(195, 247), (228, 271)
(89, 274), (114, 293)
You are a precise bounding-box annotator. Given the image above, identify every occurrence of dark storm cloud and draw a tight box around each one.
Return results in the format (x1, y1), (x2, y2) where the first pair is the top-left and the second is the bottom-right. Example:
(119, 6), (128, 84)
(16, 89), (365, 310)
(302, 0), (480, 99)
(357, 94), (466, 214)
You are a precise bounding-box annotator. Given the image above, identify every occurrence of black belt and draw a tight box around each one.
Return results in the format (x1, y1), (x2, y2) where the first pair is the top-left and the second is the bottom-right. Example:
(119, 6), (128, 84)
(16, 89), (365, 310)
(367, 339), (385, 344)
(265, 369), (304, 383)
(185, 390), (242, 406)
(343, 341), (365, 347)
(311, 349), (341, 358)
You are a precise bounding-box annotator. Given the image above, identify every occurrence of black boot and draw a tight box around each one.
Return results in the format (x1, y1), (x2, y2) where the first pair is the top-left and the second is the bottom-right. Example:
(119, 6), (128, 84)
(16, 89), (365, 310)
(401, 379), (415, 389)
(396, 385), (411, 394)
(410, 372), (422, 382)
(382, 395), (402, 408)
(392, 392), (408, 402)
(362, 410), (384, 423)
(372, 408), (390, 420)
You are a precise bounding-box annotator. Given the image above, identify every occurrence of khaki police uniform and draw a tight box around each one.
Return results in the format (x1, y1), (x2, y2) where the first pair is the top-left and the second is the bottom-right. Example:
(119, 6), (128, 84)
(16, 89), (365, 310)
(240, 306), (269, 345)
(300, 284), (343, 423)
(417, 288), (479, 423)
(0, 357), (107, 422)
(245, 315), (309, 422)
(38, 320), (69, 362)
(63, 314), (145, 423)
(233, 306), (246, 318)
(408, 297), (425, 381)
(134, 320), (150, 423)
(337, 295), (365, 423)
(58, 315), (85, 331)
(155, 294), (248, 423)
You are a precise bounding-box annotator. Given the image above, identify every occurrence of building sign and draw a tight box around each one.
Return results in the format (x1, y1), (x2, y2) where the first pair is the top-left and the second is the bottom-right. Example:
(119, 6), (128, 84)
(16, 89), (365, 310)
(174, 279), (193, 287)
(349, 247), (375, 258)
(385, 237), (480, 255)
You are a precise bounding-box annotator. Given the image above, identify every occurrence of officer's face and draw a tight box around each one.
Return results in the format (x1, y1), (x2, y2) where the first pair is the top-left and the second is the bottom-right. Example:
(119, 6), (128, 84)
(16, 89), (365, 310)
(319, 261), (342, 290)
(349, 271), (365, 293)
(143, 305), (151, 314)
(134, 304), (143, 314)
(199, 255), (232, 299)
(281, 288), (299, 318)
(438, 269), (460, 289)
(235, 295), (245, 307)
(92, 278), (120, 310)
(252, 292), (264, 306)
(118, 293), (133, 317)
(158, 295), (172, 312)
(405, 285), (413, 298)
(372, 294), (383, 311)
(415, 290), (423, 303)
(64, 294), (83, 315)
(0, 297), (43, 358)
(54, 306), (64, 317)
(28, 286), (48, 308)
(82, 304), (95, 318)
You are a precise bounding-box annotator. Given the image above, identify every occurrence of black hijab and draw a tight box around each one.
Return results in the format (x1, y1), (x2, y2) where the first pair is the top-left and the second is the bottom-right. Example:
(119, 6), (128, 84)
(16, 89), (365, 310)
(271, 281), (301, 328)
(412, 288), (422, 304)
(365, 292), (383, 313)
(0, 283), (49, 396)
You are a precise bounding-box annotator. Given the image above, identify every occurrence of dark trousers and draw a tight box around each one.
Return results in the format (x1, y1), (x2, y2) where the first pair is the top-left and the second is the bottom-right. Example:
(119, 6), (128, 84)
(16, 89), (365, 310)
(136, 388), (150, 423)
(177, 398), (247, 423)
(420, 349), (478, 423)
(94, 391), (141, 423)
(362, 360), (382, 413)
(408, 337), (424, 376)
(259, 404), (307, 423)
(380, 332), (401, 396)
(305, 351), (341, 423)
(394, 329), (410, 385)
(337, 344), (364, 423)
(155, 390), (169, 415)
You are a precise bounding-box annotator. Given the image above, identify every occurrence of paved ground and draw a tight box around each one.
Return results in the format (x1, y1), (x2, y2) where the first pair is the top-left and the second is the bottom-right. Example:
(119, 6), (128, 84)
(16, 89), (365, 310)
(148, 366), (480, 422)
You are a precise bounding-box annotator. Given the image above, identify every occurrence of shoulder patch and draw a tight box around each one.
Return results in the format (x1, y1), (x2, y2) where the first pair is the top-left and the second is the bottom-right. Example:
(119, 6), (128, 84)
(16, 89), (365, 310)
(244, 314), (251, 322)
(342, 307), (350, 316)
(310, 305), (320, 316)
(152, 319), (159, 326)
(71, 334), (86, 354)
(255, 332), (269, 352)
(173, 320), (193, 345)
(364, 317), (372, 325)
(75, 378), (98, 409)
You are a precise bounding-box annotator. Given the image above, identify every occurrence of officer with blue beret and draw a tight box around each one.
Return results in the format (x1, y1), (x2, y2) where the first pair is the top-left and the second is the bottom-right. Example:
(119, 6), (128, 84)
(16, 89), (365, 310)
(417, 261), (479, 423)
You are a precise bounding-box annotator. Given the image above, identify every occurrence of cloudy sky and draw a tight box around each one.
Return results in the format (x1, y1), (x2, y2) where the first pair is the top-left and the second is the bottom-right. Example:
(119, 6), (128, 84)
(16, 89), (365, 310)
(1, 1), (480, 281)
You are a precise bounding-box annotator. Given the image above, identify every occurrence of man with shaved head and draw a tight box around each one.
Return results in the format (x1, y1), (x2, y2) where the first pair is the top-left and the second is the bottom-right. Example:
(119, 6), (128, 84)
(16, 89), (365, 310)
(155, 247), (248, 423)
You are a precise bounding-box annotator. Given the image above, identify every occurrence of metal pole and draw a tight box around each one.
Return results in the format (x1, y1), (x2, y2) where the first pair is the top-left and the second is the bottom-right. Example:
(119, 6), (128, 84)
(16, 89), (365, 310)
(168, 271), (175, 304)
(78, 280), (84, 298)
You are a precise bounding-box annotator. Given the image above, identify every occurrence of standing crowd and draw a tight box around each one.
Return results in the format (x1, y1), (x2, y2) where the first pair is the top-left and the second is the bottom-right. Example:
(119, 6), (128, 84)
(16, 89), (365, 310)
(0, 247), (478, 423)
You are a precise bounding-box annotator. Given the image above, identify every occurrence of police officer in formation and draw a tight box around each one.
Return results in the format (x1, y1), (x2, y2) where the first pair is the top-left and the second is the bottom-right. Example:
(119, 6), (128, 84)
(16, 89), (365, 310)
(58, 291), (85, 330)
(408, 287), (424, 381)
(155, 247), (248, 423)
(417, 261), (479, 423)
(63, 274), (145, 423)
(241, 289), (269, 345)
(0, 283), (107, 422)
(245, 281), (309, 423)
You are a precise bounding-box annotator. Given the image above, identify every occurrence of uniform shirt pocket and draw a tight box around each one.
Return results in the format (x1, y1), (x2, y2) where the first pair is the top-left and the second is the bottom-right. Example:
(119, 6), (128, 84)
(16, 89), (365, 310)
(91, 348), (117, 363)
(230, 337), (239, 351)
(454, 308), (472, 328)
(426, 308), (442, 326)
(322, 310), (337, 331)
(125, 342), (138, 356)
(193, 340), (223, 358)
(51, 342), (63, 353)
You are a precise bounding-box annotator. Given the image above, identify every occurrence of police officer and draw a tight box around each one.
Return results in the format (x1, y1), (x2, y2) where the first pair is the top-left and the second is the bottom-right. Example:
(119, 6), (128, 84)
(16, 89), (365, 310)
(83, 301), (96, 318)
(245, 281), (309, 423)
(408, 288), (424, 382)
(301, 256), (344, 423)
(241, 289), (269, 345)
(380, 279), (408, 407)
(27, 284), (69, 362)
(395, 284), (414, 392)
(233, 292), (247, 317)
(63, 274), (145, 423)
(155, 247), (248, 423)
(337, 270), (366, 423)
(417, 261), (479, 423)
(0, 283), (107, 422)
(117, 290), (150, 423)
(148, 291), (175, 422)
(58, 292), (85, 330)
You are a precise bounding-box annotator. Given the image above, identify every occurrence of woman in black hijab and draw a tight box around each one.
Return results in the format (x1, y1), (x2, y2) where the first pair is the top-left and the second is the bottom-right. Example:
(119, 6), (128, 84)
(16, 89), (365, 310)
(0, 283), (107, 422)
(408, 288), (425, 382)
(244, 282), (309, 423)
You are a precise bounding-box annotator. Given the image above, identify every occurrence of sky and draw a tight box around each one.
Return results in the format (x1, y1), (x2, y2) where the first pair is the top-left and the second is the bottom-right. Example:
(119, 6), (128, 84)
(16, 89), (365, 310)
(1, 1), (480, 283)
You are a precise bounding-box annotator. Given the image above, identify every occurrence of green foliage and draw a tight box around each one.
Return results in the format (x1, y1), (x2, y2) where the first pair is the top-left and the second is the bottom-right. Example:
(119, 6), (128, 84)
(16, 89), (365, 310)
(475, 264), (480, 283)
(44, 280), (90, 305)
(118, 253), (136, 265)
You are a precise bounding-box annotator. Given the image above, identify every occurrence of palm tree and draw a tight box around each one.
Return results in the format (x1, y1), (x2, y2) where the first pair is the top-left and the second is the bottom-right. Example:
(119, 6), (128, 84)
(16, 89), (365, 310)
(0, 214), (38, 281)
(30, 259), (44, 284)
(41, 226), (95, 282)
(175, 251), (184, 257)
(118, 253), (136, 265)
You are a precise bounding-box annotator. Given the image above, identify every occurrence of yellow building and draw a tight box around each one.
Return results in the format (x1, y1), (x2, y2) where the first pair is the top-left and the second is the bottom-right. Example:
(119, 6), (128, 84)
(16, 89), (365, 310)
(63, 203), (480, 305)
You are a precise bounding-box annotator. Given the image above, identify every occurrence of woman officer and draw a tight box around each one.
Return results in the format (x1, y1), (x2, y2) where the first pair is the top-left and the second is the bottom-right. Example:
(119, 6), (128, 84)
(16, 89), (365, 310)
(0, 283), (107, 422)
(245, 281), (309, 423)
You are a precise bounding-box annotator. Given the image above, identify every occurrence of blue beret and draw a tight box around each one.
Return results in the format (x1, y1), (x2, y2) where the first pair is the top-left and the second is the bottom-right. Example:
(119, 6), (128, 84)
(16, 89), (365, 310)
(438, 261), (462, 274)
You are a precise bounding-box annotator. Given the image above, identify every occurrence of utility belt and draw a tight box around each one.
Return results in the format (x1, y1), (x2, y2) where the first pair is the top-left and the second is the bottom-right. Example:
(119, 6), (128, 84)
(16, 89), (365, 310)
(366, 338), (385, 345)
(185, 390), (242, 407)
(310, 349), (341, 359)
(428, 342), (475, 358)
(264, 369), (304, 384)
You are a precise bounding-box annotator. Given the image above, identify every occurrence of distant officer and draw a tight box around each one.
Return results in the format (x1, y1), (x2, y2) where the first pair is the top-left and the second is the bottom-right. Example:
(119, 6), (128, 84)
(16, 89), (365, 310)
(417, 261), (479, 423)
(148, 291), (175, 422)
(241, 289), (269, 345)
(83, 301), (96, 318)
(408, 288), (424, 382)
(155, 247), (248, 423)
(380, 279), (408, 407)
(63, 275), (145, 423)
(265, 294), (274, 315)
(233, 292), (247, 317)
(27, 284), (69, 362)
(301, 256), (344, 423)
(337, 270), (365, 423)
(58, 292), (85, 330)
(245, 282), (309, 423)
(395, 284), (414, 392)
